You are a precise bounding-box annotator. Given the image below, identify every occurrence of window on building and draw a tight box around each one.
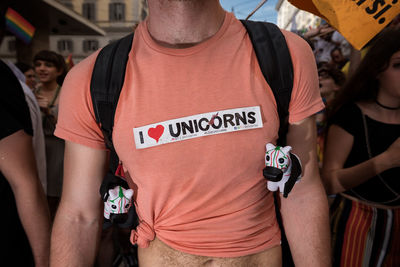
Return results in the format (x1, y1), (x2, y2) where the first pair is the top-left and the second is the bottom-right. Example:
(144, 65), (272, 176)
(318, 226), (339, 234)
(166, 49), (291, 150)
(83, 39), (99, 53)
(60, 0), (73, 9)
(109, 3), (125, 21)
(57, 39), (73, 53)
(83, 2), (96, 21)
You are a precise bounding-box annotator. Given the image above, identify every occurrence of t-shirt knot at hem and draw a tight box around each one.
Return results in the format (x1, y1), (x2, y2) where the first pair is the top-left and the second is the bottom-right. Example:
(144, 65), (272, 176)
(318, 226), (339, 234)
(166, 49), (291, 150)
(130, 220), (155, 248)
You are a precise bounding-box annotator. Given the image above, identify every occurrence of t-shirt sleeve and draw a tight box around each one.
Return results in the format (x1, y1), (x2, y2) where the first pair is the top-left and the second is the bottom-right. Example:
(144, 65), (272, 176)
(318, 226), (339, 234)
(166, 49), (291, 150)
(0, 61), (33, 140)
(54, 51), (107, 150)
(331, 104), (360, 136)
(0, 108), (29, 140)
(282, 30), (325, 124)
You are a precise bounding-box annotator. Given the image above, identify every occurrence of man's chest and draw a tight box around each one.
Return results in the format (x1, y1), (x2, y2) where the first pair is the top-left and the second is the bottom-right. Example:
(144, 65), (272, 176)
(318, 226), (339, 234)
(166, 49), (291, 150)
(108, 55), (279, 192)
(111, 77), (279, 177)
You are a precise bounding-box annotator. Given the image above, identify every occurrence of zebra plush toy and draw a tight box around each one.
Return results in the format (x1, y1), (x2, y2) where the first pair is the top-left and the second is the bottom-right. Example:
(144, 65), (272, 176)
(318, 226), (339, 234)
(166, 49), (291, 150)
(263, 143), (302, 198)
(104, 186), (134, 220)
(101, 164), (138, 229)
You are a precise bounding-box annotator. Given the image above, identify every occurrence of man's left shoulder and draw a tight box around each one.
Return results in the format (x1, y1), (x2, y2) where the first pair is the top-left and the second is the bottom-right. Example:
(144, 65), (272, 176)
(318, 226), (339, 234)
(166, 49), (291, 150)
(279, 29), (313, 54)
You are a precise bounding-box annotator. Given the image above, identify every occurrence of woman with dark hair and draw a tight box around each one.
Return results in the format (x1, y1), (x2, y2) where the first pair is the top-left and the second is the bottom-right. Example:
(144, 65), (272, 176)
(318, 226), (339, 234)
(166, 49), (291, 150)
(33, 50), (67, 219)
(322, 28), (400, 266)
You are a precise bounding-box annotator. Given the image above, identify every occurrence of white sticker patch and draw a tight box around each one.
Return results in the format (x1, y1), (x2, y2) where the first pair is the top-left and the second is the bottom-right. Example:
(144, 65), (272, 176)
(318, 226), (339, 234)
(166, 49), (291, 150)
(133, 106), (263, 149)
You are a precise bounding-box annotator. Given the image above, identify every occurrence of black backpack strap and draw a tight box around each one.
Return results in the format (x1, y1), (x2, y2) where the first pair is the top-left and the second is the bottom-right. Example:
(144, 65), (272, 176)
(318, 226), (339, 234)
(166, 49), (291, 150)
(240, 20), (293, 146)
(90, 33), (138, 230)
(241, 20), (295, 267)
(90, 33), (134, 171)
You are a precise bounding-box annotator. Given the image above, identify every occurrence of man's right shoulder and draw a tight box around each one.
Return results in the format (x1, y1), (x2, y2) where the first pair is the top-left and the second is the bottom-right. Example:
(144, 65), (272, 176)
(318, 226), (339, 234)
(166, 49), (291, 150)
(67, 50), (100, 80)
(60, 50), (101, 98)
(55, 49), (107, 150)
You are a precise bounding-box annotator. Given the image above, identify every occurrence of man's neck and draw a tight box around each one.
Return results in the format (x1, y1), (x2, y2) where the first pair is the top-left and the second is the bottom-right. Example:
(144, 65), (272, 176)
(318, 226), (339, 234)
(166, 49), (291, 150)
(147, 0), (225, 48)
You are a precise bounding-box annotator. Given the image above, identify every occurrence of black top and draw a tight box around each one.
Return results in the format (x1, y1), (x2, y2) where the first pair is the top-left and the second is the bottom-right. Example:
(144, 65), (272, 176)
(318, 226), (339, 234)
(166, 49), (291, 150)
(331, 103), (400, 206)
(0, 60), (34, 266)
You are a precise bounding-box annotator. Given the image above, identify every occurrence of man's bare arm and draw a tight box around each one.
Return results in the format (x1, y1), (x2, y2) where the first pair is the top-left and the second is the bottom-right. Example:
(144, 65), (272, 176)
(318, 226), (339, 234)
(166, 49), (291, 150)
(0, 130), (51, 267)
(50, 141), (108, 267)
(280, 116), (331, 266)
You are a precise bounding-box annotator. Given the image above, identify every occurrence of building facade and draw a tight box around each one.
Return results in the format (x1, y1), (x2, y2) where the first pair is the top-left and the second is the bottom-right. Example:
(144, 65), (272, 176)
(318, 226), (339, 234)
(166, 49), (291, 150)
(275, 0), (320, 32)
(0, 0), (107, 63)
(0, 0), (147, 64)
(53, 0), (148, 63)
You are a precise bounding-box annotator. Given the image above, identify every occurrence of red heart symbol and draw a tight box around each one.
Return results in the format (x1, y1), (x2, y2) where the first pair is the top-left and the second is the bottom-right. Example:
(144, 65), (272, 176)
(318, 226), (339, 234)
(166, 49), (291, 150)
(148, 125), (164, 143)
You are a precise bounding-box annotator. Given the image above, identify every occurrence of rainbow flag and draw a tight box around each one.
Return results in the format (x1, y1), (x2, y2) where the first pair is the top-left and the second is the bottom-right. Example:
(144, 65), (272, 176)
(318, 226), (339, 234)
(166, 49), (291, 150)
(5, 8), (35, 44)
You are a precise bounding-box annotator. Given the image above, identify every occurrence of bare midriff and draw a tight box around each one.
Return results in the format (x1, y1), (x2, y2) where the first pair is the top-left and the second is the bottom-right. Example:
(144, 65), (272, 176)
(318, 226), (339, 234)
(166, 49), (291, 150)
(138, 237), (282, 267)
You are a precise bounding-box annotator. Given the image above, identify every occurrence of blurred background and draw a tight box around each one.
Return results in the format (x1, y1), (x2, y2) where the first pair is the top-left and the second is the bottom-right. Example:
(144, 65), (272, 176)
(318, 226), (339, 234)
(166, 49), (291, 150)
(0, 0), (322, 65)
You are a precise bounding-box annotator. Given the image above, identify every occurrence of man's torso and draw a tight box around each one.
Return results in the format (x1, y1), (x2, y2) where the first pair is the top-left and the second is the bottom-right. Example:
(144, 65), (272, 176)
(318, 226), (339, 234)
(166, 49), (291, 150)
(55, 11), (324, 260)
(114, 13), (281, 256)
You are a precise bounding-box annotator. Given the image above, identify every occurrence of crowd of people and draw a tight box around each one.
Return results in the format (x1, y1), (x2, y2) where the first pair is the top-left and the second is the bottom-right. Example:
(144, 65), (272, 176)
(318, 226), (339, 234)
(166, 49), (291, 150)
(1, 50), (66, 266)
(306, 21), (400, 266)
(1, 1), (399, 266)
(10, 50), (67, 219)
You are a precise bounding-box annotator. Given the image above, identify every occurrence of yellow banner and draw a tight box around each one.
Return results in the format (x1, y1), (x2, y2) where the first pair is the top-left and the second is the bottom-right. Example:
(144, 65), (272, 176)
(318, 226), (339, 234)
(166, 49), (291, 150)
(288, 0), (400, 50)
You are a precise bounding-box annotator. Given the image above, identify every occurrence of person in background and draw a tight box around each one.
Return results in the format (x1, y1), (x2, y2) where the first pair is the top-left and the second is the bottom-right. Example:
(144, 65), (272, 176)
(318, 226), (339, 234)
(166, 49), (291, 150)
(316, 63), (346, 168)
(318, 63), (346, 106)
(322, 28), (400, 266)
(329, 47), (348, 70)
(15, 61), (37, 90)
(33, 50), (67, 220)
(5, 60), (47, 194)
(330, 31), (351, 61)
(303, 23), (336, 64)
(0, 3), (51, 266)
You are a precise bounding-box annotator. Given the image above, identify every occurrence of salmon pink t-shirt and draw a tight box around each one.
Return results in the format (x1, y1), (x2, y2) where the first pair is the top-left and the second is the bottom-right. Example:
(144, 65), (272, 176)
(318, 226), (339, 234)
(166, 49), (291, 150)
(55, 12), (324, 257)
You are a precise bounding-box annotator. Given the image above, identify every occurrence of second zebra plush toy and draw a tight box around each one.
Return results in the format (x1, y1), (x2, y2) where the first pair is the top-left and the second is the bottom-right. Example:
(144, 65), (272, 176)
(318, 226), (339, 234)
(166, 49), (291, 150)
(263, 143), (302, 198)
